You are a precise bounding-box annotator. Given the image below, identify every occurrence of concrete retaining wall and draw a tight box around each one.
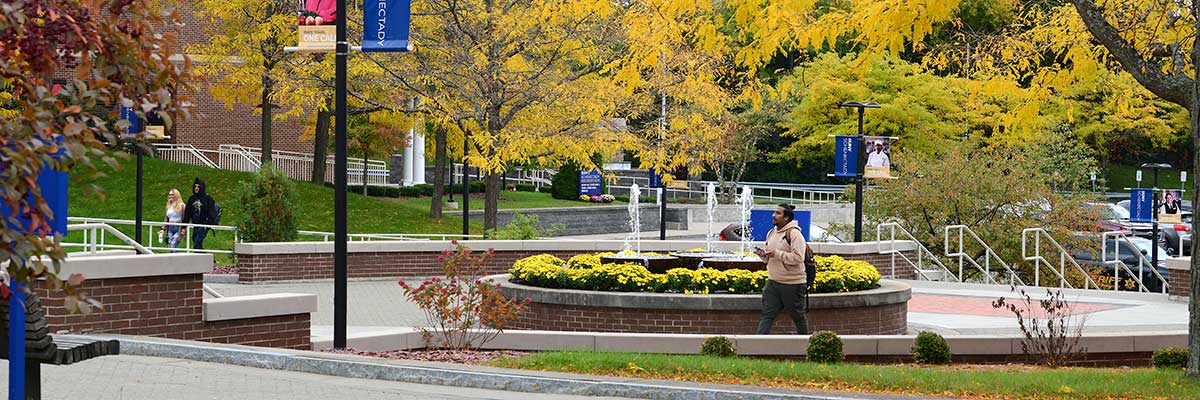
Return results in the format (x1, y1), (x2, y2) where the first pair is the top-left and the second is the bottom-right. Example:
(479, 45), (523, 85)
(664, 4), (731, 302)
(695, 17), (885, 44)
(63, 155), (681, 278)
(496, 276), (910, 335)
(451, 206), (688, 235)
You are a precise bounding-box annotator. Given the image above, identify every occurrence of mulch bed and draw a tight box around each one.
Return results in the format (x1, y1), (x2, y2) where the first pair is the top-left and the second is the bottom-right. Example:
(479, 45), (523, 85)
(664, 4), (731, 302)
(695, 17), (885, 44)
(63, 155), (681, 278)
(210, 266), (238, 275)
(322, 348), (526, 364)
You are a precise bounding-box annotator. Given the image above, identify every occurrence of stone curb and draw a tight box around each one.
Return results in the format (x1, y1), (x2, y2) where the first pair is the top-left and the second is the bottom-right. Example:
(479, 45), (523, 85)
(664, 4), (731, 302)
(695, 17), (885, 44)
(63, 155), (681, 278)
(203, 274), (239, 284)
(89, 335), (931, 400)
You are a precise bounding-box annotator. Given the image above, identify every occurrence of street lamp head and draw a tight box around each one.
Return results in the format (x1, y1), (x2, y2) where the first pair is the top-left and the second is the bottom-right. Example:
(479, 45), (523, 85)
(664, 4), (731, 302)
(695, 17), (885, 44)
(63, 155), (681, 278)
(839, 101), (881, 109)
(1139, 162), (1173, 170)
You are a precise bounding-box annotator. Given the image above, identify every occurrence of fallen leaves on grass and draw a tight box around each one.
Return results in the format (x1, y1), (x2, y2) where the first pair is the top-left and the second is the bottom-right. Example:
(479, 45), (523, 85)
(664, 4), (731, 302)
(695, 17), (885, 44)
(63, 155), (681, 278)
(323, 348), (526, 364)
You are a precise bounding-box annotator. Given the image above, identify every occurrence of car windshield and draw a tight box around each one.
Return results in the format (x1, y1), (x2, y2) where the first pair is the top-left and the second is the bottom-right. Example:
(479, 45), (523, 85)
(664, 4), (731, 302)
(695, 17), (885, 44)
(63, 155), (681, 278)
(1128, 238), (1170, 261)
(1096, 204), (1130, 220)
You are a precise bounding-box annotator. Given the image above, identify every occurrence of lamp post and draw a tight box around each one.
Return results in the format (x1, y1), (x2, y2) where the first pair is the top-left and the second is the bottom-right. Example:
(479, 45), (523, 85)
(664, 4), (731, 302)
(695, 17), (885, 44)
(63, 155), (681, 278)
(333, 0), (348, 350)
(837, 101), (880, 243)
(1141, 162), (1172, 270)
(462, 134), (470, 239)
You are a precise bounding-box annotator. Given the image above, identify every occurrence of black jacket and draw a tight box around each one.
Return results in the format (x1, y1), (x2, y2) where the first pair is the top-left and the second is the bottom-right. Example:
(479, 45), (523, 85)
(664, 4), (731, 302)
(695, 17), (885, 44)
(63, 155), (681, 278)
(183, 178), (216, 225)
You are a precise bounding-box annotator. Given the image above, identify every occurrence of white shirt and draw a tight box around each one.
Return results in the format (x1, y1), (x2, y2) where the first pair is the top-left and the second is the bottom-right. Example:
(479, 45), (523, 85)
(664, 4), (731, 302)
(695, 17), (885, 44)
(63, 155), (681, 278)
(166, 206), (183, 223)
(866, 151), (889, 168)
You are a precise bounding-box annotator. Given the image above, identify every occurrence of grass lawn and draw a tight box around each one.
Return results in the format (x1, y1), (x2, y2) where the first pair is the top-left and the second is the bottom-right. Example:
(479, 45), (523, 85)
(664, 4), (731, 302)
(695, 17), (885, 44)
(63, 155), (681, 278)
(66, 154), (478, 262)
(1105, 163), (1185, 193)
(495, 191), (625, 209)
(491, 351), (1200, 400)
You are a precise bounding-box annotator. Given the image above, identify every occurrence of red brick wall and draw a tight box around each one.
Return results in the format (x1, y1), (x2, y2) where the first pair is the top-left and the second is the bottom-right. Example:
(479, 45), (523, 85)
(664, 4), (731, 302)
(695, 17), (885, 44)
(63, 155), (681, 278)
(1169, 267), (1190, 298)
(506, 301), (907, 335)
(237, 249), (917, 283)
(35, 275), (310, 350)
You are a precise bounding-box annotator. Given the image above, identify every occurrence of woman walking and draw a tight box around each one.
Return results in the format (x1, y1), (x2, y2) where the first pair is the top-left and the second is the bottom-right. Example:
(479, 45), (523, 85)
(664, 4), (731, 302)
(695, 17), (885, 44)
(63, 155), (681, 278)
(161, 189), (185, 251)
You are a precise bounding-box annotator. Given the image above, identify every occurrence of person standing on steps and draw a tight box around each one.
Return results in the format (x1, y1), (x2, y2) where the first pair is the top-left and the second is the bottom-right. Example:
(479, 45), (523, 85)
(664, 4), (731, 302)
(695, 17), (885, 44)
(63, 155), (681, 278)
(183, 178), (217, 250)
(754, 204), (809, 335)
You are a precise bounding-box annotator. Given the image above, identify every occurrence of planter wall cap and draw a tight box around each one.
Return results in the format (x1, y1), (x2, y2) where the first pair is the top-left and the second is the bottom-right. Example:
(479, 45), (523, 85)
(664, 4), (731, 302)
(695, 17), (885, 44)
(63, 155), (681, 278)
(1165, 257), (1190, 271)
(236, 239), (920, 256)
(492, 274), (910, 310)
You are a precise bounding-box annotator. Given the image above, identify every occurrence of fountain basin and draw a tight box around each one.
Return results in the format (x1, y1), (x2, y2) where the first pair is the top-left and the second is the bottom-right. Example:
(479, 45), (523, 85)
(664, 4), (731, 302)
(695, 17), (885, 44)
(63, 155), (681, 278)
(701, 256), (766, 271)
(600, 255), (682, 274)
(669, 252), (730, 269)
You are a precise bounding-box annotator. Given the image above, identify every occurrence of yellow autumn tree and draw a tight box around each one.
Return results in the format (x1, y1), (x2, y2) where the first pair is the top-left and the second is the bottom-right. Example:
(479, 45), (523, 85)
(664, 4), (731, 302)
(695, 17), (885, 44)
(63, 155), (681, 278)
(189, 0), (295, 165)
(367, 0), (632, 231)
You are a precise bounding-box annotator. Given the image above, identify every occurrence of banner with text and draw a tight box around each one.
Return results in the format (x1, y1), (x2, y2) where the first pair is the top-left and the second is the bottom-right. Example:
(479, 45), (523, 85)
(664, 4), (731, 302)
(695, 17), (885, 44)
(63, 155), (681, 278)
(833, 135), (859, 178)
(298, 0), (337, 52)
(1130, 188), (1153, 223)
(363, 0), (413, 52)
(1160, 189), (1183, 224)
(863, 136), (892, 179)
(579, 170), (602, 196)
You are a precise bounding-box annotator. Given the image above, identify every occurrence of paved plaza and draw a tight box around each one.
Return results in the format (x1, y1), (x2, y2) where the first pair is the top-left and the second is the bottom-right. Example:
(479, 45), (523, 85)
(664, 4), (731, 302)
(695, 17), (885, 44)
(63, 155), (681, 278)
(206, 278), (1189, 340)
(0, 355), (634, 400)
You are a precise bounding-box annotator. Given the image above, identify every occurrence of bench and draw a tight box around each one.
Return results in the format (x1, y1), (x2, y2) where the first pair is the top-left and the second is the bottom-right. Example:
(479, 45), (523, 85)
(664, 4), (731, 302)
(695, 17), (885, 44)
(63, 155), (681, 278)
(0, 292), (120, 399)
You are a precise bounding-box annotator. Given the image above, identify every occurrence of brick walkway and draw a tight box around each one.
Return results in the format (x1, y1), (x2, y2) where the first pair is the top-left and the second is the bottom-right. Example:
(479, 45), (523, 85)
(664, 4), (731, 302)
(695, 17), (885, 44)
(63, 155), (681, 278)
(908, 293), (1127, 318)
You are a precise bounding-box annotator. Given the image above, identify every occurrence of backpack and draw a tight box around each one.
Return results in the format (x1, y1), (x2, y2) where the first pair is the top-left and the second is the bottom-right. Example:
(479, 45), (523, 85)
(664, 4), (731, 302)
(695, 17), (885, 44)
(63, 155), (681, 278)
(213, 201), (222, 226)
(783, 228), (817, 288)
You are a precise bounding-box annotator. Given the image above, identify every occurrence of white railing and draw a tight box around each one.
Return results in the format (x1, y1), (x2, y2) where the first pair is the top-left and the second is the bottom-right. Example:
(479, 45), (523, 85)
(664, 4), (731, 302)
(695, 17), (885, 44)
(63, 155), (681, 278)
(154, 144), (390, 186)
(1101, 231), (1169, 293)
(1020, 228), (1098, 290)
(876, 222), (958, 282)
(65, 217), (239, 255)
(296, 230), (483, 241)
(944, 225), (1025, 286)
(67, 223), (154, 255)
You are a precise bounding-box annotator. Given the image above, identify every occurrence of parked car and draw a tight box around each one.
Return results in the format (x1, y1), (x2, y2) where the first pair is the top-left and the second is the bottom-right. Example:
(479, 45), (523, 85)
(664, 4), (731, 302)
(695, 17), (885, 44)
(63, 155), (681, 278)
(1115, 199), (1192, 256)
(1070, 235), (1170, 292)
(719, 223), (842, 243)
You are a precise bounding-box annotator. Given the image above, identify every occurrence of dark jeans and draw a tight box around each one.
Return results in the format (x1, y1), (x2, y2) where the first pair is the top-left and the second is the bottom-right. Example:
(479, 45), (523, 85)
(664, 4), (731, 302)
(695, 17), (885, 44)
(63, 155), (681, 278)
(757, 280), (808, 334)
(192, 227), (208, 250)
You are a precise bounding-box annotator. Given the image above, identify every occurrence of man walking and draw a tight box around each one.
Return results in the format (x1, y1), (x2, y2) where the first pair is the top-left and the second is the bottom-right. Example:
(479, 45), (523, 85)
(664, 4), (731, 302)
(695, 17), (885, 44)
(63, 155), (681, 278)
(183, 178), (217, 249)
(754, 204), (808, 334)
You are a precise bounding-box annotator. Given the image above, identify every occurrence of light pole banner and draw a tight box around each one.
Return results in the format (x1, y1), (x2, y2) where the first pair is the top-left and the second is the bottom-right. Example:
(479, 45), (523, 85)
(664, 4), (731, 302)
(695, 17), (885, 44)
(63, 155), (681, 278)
(1130, 188), (1153, 223)
(864, 136), (891, 179)
(298, 0), (337, 52)
(363, 0), (413, 52)
(833, 135), (858, 178)
(1160, 189), (1183, 224)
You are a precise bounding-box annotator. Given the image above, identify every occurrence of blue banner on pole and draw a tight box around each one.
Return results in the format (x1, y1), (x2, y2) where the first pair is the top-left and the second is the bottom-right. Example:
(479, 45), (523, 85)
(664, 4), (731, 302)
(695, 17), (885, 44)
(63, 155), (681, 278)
(834, 135), (859, 178)
(648, 168), (663, 188)
(578, 170), (602, 196)
(362, 0), (413, 52)
(1, 138), (68, 237)
(1130, 188), (1153, 223)
(120, 106), (141, 135)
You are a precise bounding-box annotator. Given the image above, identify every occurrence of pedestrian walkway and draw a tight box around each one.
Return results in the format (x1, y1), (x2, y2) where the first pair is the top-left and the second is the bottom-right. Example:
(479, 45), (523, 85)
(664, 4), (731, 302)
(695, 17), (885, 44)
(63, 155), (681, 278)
(0, 355), (632, 400)
(207, 277), (1188, 339)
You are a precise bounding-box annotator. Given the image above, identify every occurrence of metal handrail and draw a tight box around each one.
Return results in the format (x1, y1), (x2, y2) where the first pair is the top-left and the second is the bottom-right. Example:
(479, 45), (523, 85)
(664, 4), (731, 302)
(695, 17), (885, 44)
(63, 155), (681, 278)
(1100, 231), (1168, 293)
(944, 225), (1025, 286)
(1020, 228), (1098, 290)
(876, 222), (959, 282)
(67, 223), (153, 255)
(66, 217), (238, 255)
(296, 230), (484, 242)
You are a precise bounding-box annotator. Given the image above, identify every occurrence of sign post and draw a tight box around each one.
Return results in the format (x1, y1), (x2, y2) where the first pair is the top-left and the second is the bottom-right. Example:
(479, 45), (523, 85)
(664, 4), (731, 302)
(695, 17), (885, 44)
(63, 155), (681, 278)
(836, 102), (879, 242)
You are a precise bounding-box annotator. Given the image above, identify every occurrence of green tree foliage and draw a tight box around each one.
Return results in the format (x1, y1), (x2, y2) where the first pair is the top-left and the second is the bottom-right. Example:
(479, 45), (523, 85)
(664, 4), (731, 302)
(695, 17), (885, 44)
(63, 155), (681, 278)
(237, 164), (299, 242)
(488, 213), (562, 240)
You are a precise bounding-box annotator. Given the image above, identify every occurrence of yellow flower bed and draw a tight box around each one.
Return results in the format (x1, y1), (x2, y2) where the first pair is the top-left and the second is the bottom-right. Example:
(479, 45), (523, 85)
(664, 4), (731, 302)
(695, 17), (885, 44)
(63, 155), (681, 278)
(509, 254), (880, 294)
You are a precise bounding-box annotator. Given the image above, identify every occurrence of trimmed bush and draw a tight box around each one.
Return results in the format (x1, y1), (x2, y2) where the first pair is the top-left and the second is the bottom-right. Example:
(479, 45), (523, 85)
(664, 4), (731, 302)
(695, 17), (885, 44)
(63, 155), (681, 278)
(551, 163), (580, 200)
(912, 331), (952, 364)
(1152, 347), (1188, 369)
(237, 164), (298, 242)
(806, 331), (844, 363)
(514, 183), (537, 192)
(701, 336), (737, 357)
(488, 212), (562, 240)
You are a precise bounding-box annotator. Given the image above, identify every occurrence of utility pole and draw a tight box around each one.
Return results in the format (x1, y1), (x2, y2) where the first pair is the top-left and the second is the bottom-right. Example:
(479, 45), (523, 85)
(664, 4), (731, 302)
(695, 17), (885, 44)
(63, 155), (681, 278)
(837, 102), (879, 242)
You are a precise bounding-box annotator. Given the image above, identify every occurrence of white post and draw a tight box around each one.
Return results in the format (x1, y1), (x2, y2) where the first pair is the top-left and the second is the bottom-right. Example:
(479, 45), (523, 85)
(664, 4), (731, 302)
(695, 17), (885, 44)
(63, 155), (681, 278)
(402, 127), (415, 186)
(413, 128), (426, 184)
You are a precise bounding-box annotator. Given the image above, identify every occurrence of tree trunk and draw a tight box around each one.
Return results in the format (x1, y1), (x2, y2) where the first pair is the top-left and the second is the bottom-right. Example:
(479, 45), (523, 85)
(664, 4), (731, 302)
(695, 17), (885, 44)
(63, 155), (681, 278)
(311, 96), (332, 184)
(260, 74), (273, 166)
(430, 125), (447, 219)
(484, 172), (501, 234)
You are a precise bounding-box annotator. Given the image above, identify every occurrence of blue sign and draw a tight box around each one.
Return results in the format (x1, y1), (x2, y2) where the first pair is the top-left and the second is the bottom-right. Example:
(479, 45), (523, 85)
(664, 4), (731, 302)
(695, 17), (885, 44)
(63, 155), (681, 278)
(749, 210), (812, 242)
(1, 140), (68, 237)
(834, 135), (859, 177)
(362, 0), (413, 52)
(648, 168), (663, 188)
(1130, 189), (1153, 223)
(120, 106), (142, 135)
(578, 170), (602, 196)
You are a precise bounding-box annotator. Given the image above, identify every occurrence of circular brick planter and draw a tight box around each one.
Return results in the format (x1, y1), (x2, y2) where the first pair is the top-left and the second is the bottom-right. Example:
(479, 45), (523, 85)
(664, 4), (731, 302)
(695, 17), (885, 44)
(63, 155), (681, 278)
(493, 275), (910, 335)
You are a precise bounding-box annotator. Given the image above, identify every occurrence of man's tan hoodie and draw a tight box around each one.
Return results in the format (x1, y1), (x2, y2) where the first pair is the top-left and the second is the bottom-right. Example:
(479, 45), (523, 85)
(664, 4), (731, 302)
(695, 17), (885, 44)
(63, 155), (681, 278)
(762, 220), (807, 284)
